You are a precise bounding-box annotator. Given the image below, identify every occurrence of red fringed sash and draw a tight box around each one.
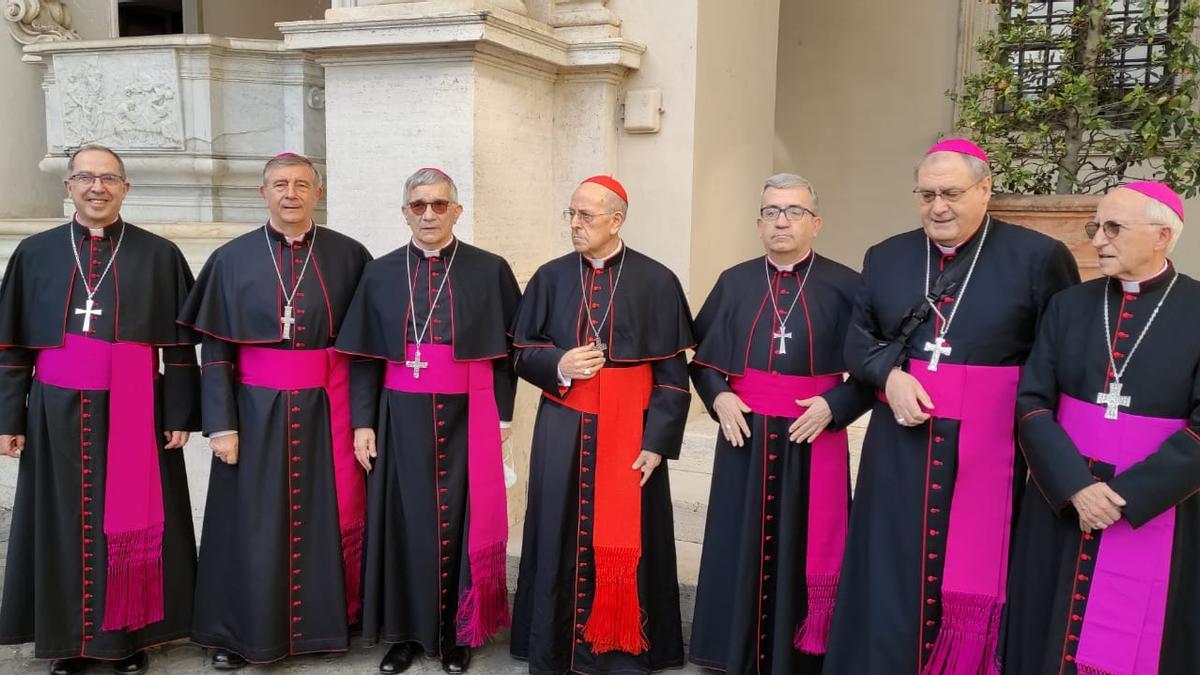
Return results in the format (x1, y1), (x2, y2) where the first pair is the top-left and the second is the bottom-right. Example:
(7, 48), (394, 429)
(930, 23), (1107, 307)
(548, 364), (653, 655)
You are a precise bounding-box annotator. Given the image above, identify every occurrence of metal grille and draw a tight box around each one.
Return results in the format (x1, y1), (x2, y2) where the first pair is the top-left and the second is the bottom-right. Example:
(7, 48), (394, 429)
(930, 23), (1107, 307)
(1006, 1), (1178, 100)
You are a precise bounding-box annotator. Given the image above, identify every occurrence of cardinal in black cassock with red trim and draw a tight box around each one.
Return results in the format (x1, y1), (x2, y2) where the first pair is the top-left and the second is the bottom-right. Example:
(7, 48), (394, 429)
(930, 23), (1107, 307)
(1001, 183), (1200, 675)
(823, 140), (1079, 675)
(0, 145), (200, 675)
(509, 176), (693, 675)
(334, 168), (521, 675)
(178, 154), (372, 669)
(688, 174), (873, 675)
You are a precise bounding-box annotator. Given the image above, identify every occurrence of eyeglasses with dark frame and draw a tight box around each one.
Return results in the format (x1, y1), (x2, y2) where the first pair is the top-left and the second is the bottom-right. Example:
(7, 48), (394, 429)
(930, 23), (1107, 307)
(407, 200), (456, 215)
(913, 176), (986, 204)
(68, 173), (126, 187)
(562, 209), (615, 225)
(759, 205), (815, 222)
(1084, 219), (1166, 240)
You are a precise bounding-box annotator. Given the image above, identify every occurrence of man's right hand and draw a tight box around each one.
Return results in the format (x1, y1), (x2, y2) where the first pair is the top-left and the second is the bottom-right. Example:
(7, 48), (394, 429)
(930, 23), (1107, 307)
(210, 433), (239, 465)
(884, 369), (934, 427)
(0, 434), (24, 458)
(713, 392), (752, 447)
(1071, 482), (1126, 532)
(558, 346), (606, 381)
(354, 428), (377, 472)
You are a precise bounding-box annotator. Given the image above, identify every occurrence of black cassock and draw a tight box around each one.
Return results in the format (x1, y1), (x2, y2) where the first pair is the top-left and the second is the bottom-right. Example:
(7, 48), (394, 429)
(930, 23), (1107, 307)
(179, 224), (371, 662)
(509, 246), (693, 675)
(687, 253), (873, 675)
(1001, 266), (1200, 674)
(334, 240), (521, 657)
(824, 219), (1078, 674)
(0, 220), (200, 660)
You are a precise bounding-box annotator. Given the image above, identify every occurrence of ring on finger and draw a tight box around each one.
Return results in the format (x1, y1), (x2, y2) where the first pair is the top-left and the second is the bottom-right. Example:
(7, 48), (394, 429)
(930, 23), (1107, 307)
(583, 367), (591, 376)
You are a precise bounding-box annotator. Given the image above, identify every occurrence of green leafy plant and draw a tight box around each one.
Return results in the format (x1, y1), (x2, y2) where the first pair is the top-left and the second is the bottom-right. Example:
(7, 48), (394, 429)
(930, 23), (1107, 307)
(954, 0), (1200, 197)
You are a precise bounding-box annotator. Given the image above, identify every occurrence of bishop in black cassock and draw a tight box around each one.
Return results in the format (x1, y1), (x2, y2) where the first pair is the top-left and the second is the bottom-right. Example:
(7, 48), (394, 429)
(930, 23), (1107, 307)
(824, 140), (1079, 674)
(1001, 182), (1200, 674)
(179, 154), (372, 668)
(688, 175), (872, 675)
(0, 146), (200, 675)
(510, 176), (693, 675)
(334, 168), (521, 675)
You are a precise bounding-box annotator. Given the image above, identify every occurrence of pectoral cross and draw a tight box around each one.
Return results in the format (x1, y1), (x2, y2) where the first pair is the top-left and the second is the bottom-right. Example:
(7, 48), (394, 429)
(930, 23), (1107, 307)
(924, 336), (952, 371)
(280, 304), (296, 340)
(405, 348), (429, 379)
(590, 340), (607, 354)
(74, 298), (102, 332)
(1096, 381), (1132, 420)
(773, 328), (793, 355)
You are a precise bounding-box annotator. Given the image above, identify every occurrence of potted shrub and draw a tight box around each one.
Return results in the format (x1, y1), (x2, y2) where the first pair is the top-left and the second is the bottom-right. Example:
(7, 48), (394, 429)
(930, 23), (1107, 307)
(953, 0), (1200, 278)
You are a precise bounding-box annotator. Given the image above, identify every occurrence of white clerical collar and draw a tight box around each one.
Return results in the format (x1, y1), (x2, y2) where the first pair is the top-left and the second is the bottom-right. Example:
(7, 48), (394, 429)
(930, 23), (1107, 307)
(1119, 260), (1171, 294)
(767, 249), (813, 273)
(585, 240), (624, 270)
(89, 227), (105, 238)
(935, 242), (957, 256)
(414, 237), (455, 258)
(268, 220), (314, 245)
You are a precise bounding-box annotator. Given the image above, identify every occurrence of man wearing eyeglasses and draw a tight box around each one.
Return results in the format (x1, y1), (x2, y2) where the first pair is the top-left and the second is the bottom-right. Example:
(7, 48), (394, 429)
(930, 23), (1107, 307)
(180, 153), (372, 670)
(510, 176), (694, 674)
(334, 168), (521, 674)
(1001, 182), (1200, 674)
(687, 174), (873, 674)
(824, 139), (1079, 674)
(0, 144), (201, 675)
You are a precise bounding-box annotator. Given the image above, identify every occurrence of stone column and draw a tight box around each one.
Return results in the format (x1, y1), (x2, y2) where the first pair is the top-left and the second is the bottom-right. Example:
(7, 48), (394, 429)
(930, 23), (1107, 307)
(278, 0), (643, 525)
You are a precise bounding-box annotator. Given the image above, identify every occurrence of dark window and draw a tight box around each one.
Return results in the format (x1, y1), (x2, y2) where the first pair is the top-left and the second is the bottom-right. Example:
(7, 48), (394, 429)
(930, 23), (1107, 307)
(118, 0), (185, 37)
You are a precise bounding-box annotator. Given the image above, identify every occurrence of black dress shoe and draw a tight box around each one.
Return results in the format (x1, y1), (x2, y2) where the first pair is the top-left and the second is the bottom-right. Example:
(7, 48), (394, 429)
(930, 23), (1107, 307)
(210, 649), (246, 671)
(378, 642), (419, 674)
(49, 658), (88, 675)
(112, 651), (147, 674)
(441, 646), (471, 674)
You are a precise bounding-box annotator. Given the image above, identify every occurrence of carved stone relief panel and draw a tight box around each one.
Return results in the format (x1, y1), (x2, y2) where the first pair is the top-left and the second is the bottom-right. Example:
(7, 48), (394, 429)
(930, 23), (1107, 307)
(53, 49), (184, 149)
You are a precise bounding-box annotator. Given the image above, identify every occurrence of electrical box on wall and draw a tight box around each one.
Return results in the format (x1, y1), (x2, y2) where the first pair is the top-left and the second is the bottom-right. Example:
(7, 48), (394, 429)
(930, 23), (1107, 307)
(623, 88), (663, 134)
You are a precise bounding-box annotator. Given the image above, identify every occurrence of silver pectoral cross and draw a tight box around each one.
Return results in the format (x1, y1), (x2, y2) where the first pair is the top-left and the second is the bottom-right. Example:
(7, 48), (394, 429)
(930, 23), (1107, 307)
(75, 298), (102, 332)
(405, 348), (429, 379)
(590, 339), (607, 354)
(280, 304), (296, 340)
(1096, 380), (1132, 420)
(773, 328), (793, 355)
(924, 336), (952, 371)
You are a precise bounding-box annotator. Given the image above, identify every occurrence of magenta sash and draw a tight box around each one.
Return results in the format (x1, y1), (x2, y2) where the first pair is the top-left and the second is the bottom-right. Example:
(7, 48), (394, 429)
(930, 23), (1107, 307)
(909, 359), (1020, 675)
(384, 343), (509, 646)
(237, 346), (365, 622)
(1058, 395), (1186, 675)
(729, 369), (848, 655)
(35, 333), (164, 632)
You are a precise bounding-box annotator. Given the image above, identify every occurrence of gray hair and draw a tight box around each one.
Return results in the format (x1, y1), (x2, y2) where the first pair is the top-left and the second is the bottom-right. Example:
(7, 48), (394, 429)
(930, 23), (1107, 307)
(67, 144), (126, 178)
(262, 153), (323, 188)
(1146, 197), (1185, 254)
(915, 152), (992, 182)
(404, 168), (458, 203)
(763, 173), (819, 212)
(604, 191), (628, 216)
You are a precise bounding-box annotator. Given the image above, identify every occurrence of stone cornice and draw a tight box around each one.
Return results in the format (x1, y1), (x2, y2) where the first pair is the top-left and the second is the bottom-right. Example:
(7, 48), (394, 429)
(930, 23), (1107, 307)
(278, 9), (643, 72)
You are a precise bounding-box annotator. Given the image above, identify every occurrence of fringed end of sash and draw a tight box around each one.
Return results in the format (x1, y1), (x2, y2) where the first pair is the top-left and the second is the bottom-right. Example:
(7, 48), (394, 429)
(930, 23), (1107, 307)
(794, 573), (839, 655)
(341, 519), (365, 622)
(1075, 663), (1115, 675)
(102, 525), (165, 632)
(455, 542), (511, 647)
(919, 591), (1002, 675)
(583, 546), (648, 655)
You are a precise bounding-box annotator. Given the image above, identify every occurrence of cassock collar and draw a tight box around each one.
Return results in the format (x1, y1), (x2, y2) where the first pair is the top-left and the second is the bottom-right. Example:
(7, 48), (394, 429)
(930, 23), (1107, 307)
(928, 216), (987, 259)
(265, 220), (314, 246)
(1119, 259), (1173, 295)
(409, 237), (457, 260)
(582, 240), (624, 270)
(766, 248), (813, 273)
(72, 216), (124, 242)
